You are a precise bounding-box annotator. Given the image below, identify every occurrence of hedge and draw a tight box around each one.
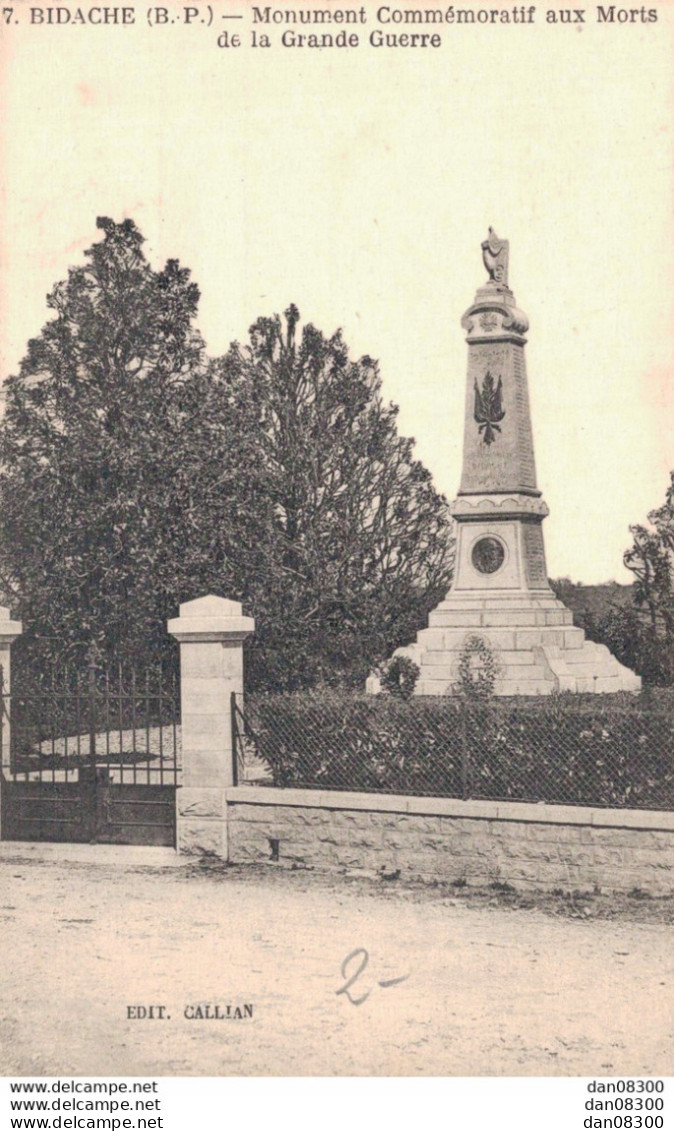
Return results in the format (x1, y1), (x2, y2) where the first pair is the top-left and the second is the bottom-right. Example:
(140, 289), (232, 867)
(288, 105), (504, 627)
(244, 690), (674, 810)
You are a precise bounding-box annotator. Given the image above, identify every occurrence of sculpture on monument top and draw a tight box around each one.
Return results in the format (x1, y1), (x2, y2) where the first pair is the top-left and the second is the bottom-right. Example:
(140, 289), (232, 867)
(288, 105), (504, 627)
(481, 226), (509, 286)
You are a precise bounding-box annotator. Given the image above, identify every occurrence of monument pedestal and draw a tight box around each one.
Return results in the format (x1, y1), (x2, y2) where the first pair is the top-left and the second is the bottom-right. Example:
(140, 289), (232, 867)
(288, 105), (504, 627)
(377, 230), (640, 697)
(406, 591), (640, 696)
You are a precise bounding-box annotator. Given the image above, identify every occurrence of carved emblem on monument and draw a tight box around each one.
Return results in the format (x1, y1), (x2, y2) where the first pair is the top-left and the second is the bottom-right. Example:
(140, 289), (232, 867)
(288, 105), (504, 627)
(473, 371), (505, 445)
(481, 227), (509, 286)
(479, 311), (498, 331)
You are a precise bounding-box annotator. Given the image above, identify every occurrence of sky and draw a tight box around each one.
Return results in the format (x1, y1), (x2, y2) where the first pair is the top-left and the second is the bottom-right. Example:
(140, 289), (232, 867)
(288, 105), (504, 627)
(1, 1), (673, 584)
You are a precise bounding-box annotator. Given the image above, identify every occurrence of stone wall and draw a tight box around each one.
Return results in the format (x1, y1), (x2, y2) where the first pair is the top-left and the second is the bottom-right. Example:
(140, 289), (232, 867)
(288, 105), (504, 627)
(225, 787), (674, 895)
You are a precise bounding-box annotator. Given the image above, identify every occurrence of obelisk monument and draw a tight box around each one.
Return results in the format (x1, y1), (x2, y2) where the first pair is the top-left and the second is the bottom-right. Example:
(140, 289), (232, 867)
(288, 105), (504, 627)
(395, 230), (641, 695)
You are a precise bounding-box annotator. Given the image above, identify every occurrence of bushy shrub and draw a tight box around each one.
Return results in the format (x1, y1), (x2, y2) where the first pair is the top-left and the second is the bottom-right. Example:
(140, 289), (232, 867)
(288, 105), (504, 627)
(379, 655), (420, 699)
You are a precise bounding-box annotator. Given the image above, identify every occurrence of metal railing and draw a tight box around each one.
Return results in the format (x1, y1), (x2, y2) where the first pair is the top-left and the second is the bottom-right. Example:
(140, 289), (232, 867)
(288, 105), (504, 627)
(1, 645), (181, 786)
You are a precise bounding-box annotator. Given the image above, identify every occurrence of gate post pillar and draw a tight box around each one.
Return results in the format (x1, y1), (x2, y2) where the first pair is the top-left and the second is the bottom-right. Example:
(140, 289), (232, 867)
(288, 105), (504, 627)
(168, 595), (254, 858)
(0, 606), (22, 774)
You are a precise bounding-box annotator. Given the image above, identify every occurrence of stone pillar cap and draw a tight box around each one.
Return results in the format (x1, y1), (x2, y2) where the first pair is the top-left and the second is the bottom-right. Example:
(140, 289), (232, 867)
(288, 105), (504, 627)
(167, 594), (254, 642)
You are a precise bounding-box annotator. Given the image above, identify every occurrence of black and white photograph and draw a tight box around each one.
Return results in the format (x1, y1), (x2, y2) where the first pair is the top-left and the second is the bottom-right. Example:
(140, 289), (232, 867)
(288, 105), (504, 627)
(0, 0), (672, 1118)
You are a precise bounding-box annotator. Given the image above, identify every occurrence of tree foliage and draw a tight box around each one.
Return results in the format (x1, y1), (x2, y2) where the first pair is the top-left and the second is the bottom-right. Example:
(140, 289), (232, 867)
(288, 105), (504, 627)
(0, 220), (193, 659)
(624, 473), (674, 636)
(214, 304), (454, 688)
(0, 218), (270, 671)
(550, 474), (674, 686)
(0, 220), (454, 689)
(621, 472), (674, 684)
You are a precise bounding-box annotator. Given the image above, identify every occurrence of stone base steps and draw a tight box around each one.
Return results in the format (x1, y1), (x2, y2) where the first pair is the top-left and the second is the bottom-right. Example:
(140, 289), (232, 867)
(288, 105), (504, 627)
(541, 641), (641, 694)
(430, 590), (564, 612)
(429, 606), (574, 628)
(417, 676), (557, 696)
(416, 624), (586, 654)
(378, 606), (642, 697)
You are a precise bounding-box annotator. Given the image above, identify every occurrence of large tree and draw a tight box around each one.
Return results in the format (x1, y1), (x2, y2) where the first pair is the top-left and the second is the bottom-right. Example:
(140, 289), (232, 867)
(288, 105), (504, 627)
(624, 472), (674, 637)
(551, 475), (674, 686)
(0, 221), (453, 689)
(215, 305), (454, 689)
(621, 471), (674, 684)
(0, 218), (267, 670)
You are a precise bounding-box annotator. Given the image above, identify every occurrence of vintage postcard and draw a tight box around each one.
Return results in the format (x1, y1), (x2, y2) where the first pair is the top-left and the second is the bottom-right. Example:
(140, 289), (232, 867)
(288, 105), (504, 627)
(0, 0), (672, 1113)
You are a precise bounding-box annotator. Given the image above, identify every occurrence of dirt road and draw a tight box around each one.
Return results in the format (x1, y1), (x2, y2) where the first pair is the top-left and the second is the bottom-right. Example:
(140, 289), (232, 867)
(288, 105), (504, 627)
(0, 844), (671, 1076)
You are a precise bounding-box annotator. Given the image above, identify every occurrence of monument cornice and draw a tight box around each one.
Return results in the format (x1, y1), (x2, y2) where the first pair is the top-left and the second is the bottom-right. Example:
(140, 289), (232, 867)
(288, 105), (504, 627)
(450, 493), (549, 519)
(461, 299), (529, 339)
(458, 487), (542, 499)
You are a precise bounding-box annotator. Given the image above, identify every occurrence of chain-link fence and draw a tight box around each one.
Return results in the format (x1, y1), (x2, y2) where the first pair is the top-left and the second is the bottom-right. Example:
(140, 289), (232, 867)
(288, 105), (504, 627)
(232, 690), (674, 810)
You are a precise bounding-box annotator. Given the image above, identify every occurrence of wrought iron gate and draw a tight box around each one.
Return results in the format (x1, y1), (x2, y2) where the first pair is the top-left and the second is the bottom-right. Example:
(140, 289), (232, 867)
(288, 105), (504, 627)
(0, 645), (180, 846)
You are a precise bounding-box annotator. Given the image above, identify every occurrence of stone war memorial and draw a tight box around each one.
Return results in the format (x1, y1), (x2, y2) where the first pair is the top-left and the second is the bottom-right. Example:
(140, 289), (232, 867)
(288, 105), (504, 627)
(389, 229), (641, 696)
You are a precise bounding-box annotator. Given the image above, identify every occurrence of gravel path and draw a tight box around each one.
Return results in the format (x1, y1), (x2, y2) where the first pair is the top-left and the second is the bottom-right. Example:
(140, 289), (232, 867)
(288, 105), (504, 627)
(0, 846), (672, 1077)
